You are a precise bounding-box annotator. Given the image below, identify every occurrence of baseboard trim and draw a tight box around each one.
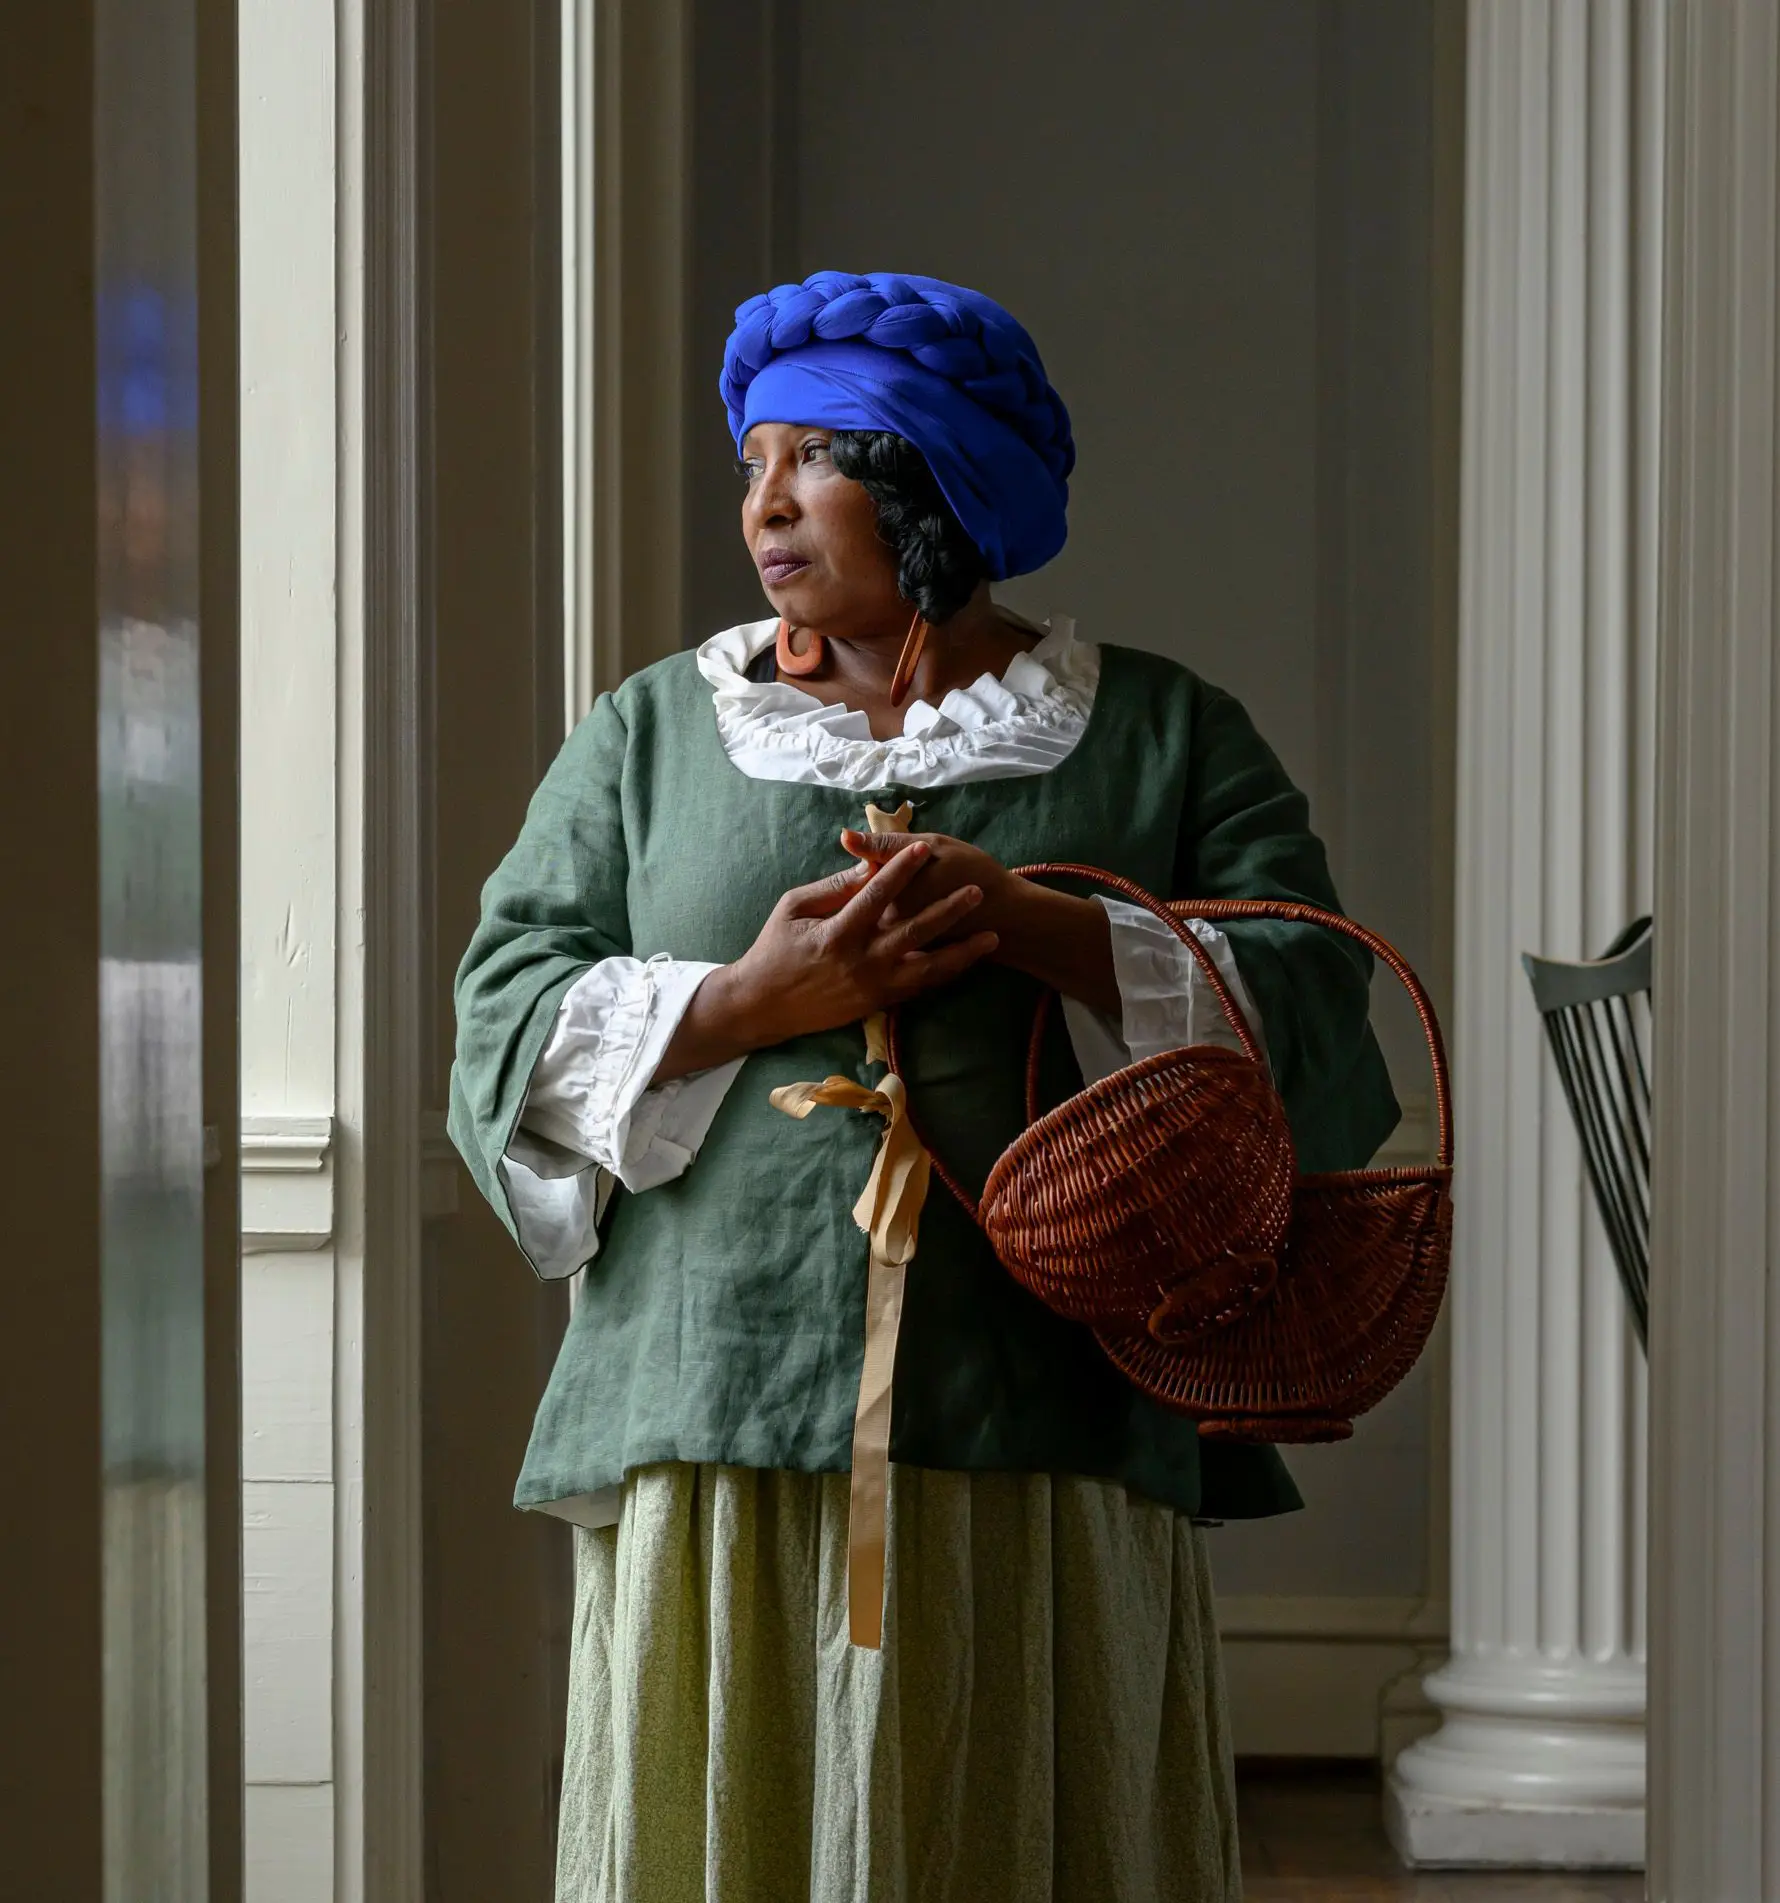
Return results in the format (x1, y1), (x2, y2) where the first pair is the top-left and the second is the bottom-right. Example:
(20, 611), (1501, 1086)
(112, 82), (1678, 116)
(1218, 1593), (1447, 1642)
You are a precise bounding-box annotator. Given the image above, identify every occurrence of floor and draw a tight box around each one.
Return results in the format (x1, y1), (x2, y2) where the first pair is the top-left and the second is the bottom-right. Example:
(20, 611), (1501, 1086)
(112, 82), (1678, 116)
(1237, 1766), (1645, 1903)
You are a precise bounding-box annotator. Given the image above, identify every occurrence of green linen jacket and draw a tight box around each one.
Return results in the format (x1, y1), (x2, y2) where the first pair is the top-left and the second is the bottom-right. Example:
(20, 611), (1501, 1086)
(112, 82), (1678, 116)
(450, 642), (1400, 1524)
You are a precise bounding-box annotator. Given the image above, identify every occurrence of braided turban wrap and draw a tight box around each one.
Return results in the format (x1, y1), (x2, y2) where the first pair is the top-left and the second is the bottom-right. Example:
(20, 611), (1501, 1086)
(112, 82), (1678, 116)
(721, 271), (1075, 582)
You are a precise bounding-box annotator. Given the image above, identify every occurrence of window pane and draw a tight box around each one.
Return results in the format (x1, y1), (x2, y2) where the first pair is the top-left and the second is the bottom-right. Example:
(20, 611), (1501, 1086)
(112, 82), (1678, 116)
(96, 0), (210, 1892)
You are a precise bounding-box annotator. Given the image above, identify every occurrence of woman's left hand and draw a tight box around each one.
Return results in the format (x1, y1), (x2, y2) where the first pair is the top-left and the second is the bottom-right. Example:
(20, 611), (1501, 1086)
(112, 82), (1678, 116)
(840, 829), (1021, 939)
(843, 828), (1118, 1012)
(840, 828), (1118, 1015)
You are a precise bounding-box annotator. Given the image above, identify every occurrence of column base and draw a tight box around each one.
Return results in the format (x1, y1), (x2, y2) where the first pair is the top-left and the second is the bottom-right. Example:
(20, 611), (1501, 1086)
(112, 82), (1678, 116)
(1384, 1780), (1645, 1869)
(1385, 1656), (1646, 1869)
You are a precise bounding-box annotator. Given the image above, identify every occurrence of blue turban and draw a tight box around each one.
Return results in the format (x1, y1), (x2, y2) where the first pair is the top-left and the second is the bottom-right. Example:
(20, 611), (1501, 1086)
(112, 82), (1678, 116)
(720, 271), (1074, 581)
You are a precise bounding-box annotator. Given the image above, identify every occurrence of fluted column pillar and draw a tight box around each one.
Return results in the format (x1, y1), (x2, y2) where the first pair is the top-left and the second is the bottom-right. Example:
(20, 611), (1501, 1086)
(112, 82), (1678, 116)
(1647, 7), (1780, 1898)
(1387, 0), (1662, 1867)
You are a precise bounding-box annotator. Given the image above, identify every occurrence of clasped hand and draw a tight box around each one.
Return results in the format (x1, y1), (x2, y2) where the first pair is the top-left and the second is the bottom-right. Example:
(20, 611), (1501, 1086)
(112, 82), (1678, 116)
(719, 832), (1006, 1048)
(654, 830), (1112, 1086)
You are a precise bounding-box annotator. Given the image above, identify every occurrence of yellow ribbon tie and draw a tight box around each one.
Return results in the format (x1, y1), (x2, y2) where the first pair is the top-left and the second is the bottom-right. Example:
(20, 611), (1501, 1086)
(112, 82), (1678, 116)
(770, 799), (926, 1649)
(769, 1068), (931, 1649)
(859, 800), (912, 1064)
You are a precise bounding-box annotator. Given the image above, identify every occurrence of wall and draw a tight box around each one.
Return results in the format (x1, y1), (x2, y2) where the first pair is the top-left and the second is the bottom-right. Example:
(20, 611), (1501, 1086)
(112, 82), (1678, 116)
(683, 0), (800, 646)
(773, 0), (1461, 1755)
(238, 0), (340, 1893)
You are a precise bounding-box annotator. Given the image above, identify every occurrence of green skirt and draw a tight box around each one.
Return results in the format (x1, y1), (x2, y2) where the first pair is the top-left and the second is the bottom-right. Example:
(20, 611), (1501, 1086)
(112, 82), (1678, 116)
(556, 1462), (1242, 1903)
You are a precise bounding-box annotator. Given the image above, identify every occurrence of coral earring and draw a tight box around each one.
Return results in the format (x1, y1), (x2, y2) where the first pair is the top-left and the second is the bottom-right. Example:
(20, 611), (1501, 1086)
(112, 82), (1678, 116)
(888, 612), (929, 708)
(775, 618), (826, 677)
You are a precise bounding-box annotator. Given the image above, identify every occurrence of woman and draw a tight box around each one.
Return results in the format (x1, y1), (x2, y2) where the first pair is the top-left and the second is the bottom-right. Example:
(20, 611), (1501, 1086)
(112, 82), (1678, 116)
(451, 271), (1398, 1903)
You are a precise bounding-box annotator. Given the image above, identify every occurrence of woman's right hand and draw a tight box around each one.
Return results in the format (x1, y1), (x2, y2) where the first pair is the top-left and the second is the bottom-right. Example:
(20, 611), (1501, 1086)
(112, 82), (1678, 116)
(651, 843), (1000, 1084)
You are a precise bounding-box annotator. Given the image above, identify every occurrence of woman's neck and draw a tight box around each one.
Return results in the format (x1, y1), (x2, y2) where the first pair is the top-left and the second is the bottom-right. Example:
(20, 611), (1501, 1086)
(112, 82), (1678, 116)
(790, 593), (1033, 741)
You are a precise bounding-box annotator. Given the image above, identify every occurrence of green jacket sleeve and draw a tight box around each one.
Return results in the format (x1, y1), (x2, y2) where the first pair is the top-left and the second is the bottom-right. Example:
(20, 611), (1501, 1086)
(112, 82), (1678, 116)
(447, 690), (633, 1251)
(1175, 683), (1400, 1174)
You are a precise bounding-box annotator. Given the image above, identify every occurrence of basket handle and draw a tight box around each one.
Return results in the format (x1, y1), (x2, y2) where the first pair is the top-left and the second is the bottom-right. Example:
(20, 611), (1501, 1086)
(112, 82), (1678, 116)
(885, 861), (1260, 1219)
(885, 864), (1454, 1220)
(1012, 863), (1454, 1172)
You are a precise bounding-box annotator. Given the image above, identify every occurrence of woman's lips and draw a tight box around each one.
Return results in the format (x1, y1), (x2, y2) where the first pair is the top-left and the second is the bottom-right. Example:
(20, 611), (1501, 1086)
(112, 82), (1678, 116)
(760, 555), (811, 587)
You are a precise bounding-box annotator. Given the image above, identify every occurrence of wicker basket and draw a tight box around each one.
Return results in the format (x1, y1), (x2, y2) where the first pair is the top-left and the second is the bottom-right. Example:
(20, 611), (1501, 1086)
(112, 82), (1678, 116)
(891, 864), (1454, 1445)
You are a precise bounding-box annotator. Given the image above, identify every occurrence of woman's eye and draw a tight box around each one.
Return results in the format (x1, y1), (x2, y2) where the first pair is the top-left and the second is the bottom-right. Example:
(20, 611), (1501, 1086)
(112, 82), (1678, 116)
(737, 458), (763, 483)
(801, 440), (831, 464)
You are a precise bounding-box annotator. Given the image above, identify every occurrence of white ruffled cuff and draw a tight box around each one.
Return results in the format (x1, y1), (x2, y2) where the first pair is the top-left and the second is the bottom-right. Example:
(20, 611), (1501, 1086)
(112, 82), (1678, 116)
(501, 956), (744, 1278)
(1059, 896), (1268, 1087)
(495, 1150), (612, 1283)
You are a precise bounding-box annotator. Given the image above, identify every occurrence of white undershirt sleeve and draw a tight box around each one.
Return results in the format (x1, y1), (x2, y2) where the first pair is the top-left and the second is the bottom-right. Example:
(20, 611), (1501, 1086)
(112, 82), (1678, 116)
(500, 955), (745, 1279)
(1059, 895), (1268, 1086)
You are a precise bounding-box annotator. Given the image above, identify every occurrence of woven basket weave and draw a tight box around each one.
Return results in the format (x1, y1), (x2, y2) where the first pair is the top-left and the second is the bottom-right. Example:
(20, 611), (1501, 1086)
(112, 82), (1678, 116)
(891, 864), (1454, 1445)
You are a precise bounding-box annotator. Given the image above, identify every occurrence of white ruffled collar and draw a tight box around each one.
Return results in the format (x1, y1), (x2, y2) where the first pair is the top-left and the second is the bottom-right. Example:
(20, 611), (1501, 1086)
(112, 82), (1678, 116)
(695, 612), (1100, 790)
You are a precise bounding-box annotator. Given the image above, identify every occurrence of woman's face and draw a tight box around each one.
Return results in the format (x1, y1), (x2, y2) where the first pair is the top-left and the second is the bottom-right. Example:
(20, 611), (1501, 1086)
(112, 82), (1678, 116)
(740, 423), (904, 634)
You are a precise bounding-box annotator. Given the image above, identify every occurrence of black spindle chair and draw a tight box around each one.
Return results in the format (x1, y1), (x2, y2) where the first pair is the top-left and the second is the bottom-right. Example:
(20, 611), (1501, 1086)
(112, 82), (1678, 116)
(1521, 918), (1653, 1348)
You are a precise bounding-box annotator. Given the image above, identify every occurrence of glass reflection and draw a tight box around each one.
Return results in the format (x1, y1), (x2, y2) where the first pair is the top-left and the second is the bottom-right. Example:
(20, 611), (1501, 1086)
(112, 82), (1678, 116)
(96, 0), (210, 1894)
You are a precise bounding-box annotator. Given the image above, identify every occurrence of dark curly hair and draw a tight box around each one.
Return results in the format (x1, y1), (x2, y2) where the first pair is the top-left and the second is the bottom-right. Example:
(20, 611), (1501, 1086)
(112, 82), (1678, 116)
(828, 430), (986, 624)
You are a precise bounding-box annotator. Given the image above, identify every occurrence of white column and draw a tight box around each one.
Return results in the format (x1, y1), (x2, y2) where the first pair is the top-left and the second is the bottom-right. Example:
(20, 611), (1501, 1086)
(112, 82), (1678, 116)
(1647, 7), (1780, 1898)
(1387, 0), (1662, 1867)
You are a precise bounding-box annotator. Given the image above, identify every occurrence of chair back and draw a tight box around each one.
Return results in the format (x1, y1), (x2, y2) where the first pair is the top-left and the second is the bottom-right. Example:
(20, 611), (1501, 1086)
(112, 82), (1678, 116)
(1521, 919), (1653, 1347)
